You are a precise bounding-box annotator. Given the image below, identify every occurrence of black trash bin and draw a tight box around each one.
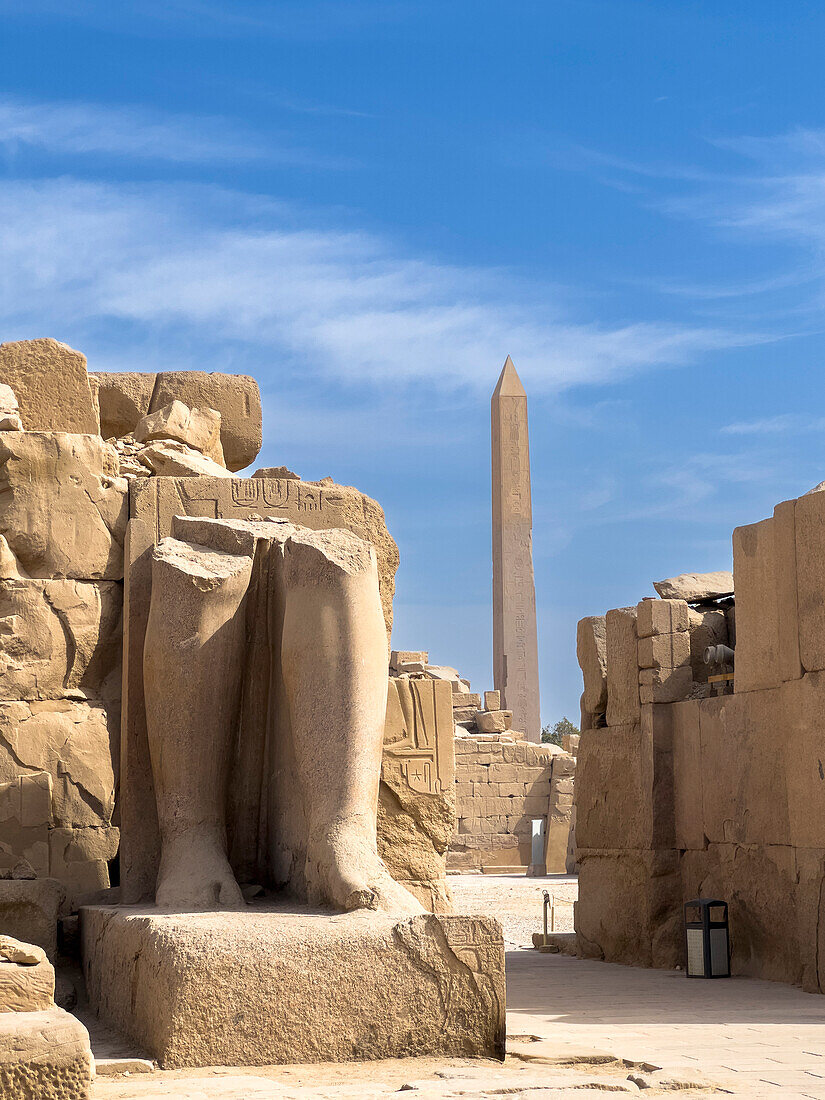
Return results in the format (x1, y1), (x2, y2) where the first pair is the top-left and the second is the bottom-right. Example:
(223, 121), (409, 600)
(684, 898), (730, 978)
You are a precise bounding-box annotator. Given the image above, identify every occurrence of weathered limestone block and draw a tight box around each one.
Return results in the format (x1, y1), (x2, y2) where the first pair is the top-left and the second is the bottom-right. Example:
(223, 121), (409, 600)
(0, 1007), (93, 1100)
(82, 905), (505, 1067)
(380, 678), (455, 913)
(638, 665), (693, 705)
(733, 516), (780, 691)
(0, 339), (99, 435)
(575, 848), (681, 969)
(653, 571), (733, 602)
(49, 827), (119, 907)
(0, 772), (51, 876)
(636, 598), (689, 638)
(390, 650), (428, 669)
(793, 489), (825, 673)
(0, 936), (54, 1012)
(0, 700), (115, 829)
(0, 879), (63, 959)
(773, 497), (803, 681)
(697, 689), (789, 847)
(135, 400), (224, 465)
(452, 692), (481, 709)
(476, 710), (513, 734)
(605, 607), (639, 726)
(637, 632), (690, 670)
(544, 752), (576, 874)
(576, 615), (607, 721)
(137, 439), (234, 478)
(484, 690), (501, 710)
(783, 671), (825, 848)
(0, 384), (22, 432)
(0, 579), (122, 701)
(670, 701), (703, 851)
(0, 433), (127, 579)
(149, 371), (262, 472)
(92, 371), (157, 440)
(687, 606), (728, 684)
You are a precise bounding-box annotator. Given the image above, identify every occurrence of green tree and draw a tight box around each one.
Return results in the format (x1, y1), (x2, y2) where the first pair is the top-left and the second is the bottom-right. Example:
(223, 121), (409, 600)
(541, 716), (579, 746)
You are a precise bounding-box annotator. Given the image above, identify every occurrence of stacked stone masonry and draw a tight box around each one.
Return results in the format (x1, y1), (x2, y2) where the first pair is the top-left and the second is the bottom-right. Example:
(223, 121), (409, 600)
(574, 491), (825, 993)
(449, 735), (575, 875)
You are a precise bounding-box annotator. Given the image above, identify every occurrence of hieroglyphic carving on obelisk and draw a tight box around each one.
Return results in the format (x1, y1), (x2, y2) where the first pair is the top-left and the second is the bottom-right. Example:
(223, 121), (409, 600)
(491, 356), (541, 742)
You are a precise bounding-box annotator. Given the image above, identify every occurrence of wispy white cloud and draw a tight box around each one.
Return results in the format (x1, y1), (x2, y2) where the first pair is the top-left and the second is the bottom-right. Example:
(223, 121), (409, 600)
(721, 413), (825, 435)
(0, 98), (332, 167)
(0, 177), (756, 393)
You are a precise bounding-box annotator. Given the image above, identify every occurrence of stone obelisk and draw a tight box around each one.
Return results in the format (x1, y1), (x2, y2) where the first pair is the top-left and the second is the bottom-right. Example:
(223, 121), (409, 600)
(491, 356), (541, 742)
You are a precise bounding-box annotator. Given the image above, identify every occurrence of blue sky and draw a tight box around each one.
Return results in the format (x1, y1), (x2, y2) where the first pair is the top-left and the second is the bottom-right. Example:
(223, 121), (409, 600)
(3, 1), (825, 724)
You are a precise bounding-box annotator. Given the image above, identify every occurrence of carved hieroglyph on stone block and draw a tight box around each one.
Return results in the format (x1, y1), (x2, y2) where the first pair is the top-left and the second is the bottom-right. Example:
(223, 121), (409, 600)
(120, 477), (399, 902)
(0, 433), (127, 580)
(82, 906), (505, 1068)
(379, 678), (456, 913)
(491, 357), (540, 742)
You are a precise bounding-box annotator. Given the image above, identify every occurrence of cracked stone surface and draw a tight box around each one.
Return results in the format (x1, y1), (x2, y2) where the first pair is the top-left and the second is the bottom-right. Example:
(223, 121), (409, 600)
(0, 699), (115, 829)
(0, 578), (122, 701)
(0, 432), (127, 580)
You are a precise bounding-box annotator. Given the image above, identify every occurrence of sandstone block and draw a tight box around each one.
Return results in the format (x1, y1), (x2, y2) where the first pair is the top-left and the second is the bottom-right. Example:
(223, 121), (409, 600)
(82, 904), (505, 1067)
(605, 607), (639, 727)
(137, 439), (234, 478)
(638, 664), (693, 704)
(774, 497), (803, 681)
(653, 571), (734, 602)
(0, 339), (99, 435)
(452, 707), (477, 723)
(0, 432), (127, 579)
(0, 936), (54, 1012)
(0, 879), (63, 959)
(733, 517), (780, 691)
(0, 772), (51, 877)
(0, 383), (22, 432)
(484, 690), (501, 711)
(0, 578), (121, 701)
(576, 615), (607, 718)
(671, 702), (703, 851)
(149, 370), (262, 472)
(637, 631), (690, 670)
(0, 700), (115, 829)
(390, 650), (428, 669)
(575, 723), (651, 849)
(92, 371), (157, 440)
(793, 489), (825, 673)
(476, 709), (513, 734)
(636, 598), (689, 638)
(0, 1007), (92, 1099)
(451, 692), (481, 709)
(135, 400), (224, 465)
(48, 828), (115, 906)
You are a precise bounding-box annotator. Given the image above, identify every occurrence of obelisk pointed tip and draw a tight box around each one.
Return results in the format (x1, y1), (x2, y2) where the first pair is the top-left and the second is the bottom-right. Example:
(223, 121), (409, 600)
(492, 355), (526, 398)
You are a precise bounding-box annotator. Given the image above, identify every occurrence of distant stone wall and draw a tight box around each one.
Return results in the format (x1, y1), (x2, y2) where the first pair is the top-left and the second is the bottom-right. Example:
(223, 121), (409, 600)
(574, 488), (825, 993)
(449, 735), (574, 874)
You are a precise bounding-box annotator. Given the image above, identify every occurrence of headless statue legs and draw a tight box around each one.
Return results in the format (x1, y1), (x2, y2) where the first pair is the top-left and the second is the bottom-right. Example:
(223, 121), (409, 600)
(144, 539), (251, 909)
(280, 530), (421, 914)
(143, 520), (420, 914)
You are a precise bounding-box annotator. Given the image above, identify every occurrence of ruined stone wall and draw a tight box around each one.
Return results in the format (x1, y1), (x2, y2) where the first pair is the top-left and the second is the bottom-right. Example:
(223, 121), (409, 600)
(574, 487), (825, 992)
(449, 735), (574, 874)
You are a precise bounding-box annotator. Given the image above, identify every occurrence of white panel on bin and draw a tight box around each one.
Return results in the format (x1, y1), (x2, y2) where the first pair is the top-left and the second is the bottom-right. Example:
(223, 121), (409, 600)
(686, 928), (705, 976)
(710, 928), (729, 976)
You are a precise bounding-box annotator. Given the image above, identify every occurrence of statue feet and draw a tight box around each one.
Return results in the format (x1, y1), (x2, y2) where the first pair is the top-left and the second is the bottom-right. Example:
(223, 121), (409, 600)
(306, 817), (424, 916)
(155, 829), (244, 911)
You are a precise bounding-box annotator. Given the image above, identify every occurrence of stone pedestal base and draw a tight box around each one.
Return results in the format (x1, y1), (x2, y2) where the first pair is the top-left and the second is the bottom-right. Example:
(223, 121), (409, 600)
(81, 903), (505, 1068)
(0, 1008), (93, 1100)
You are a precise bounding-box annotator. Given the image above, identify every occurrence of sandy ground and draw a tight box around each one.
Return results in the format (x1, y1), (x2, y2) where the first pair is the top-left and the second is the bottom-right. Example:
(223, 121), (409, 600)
(448, 871), (577, 949)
